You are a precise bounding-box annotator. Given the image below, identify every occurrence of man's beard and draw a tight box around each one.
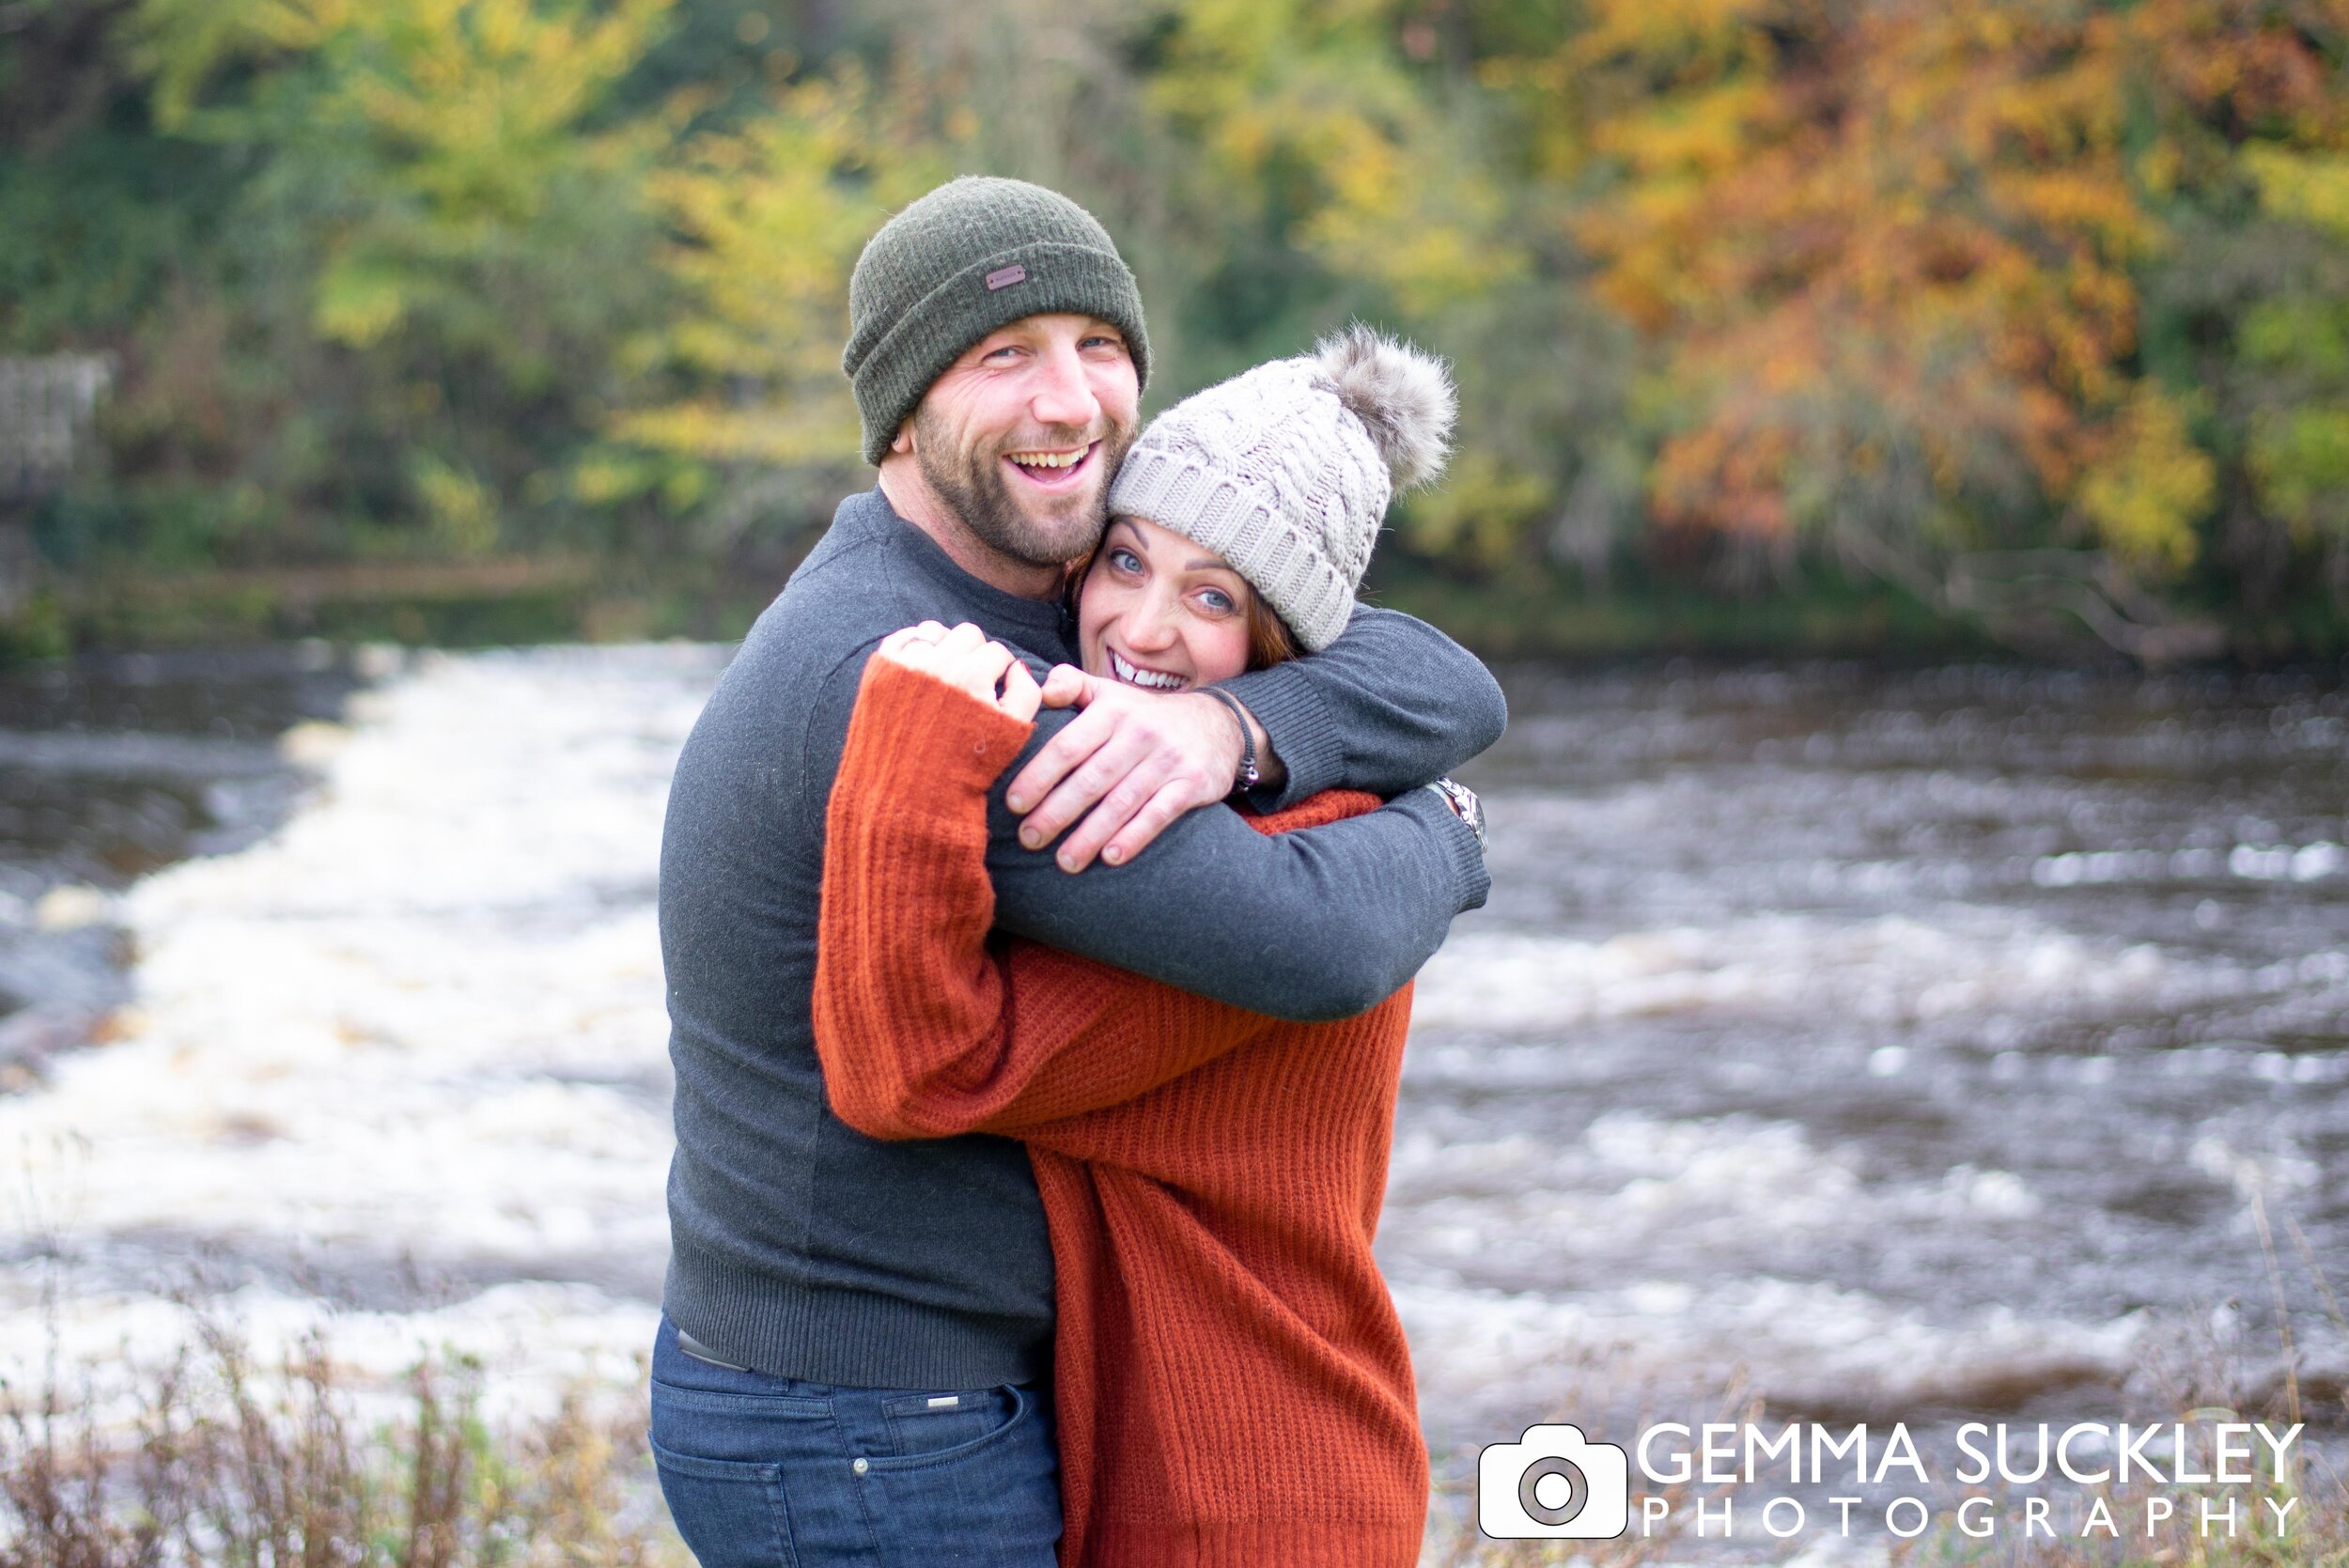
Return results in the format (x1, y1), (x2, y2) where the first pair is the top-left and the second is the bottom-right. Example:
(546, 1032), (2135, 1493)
(912, 410), (1135, 570)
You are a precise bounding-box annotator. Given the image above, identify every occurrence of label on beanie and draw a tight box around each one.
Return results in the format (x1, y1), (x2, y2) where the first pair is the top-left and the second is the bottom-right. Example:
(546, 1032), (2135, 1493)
(985, 264), (1028, 291)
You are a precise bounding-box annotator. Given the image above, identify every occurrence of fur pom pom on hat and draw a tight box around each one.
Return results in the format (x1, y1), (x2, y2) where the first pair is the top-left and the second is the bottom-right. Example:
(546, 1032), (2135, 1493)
(1105, 324), (1456, 652)
(1315, 322), (1456, 491)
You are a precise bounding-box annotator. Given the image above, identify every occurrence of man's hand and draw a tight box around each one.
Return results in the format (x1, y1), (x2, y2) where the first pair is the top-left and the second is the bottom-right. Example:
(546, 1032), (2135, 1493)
(1005, 667), (1272, 872)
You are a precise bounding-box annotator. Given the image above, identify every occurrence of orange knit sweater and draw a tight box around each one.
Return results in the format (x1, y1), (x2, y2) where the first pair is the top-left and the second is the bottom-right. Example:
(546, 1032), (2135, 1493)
(812, 659), (1426, 1568)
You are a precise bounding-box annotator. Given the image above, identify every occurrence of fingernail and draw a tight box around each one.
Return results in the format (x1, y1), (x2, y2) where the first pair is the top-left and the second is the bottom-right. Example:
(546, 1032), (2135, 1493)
(1059, 851), (1078, 871)
(1021, 829), (1040, 848)
(1103, 846), (1123, 864)
(1007, 794), (1027, 811)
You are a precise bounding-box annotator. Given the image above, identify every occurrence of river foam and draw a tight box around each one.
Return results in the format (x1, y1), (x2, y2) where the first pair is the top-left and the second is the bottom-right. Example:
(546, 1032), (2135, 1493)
(0, 645), (723, 1420)
(3, 647), (2336, 1485)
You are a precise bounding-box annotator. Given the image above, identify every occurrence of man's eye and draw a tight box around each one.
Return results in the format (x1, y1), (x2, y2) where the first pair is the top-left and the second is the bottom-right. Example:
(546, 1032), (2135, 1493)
(1081, 335), (1126, 352)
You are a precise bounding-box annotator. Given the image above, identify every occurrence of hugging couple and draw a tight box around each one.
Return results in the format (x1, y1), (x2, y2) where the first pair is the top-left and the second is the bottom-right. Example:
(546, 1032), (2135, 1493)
(653, 176), (1505, 1567)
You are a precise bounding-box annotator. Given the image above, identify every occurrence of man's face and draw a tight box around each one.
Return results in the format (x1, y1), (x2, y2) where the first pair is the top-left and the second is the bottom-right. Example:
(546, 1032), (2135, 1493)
(903, 313), (1141, 569)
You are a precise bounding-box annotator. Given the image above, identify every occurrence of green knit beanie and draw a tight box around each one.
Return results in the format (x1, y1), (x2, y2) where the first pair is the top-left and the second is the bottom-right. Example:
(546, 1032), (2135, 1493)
(843, 177), (1151, 466)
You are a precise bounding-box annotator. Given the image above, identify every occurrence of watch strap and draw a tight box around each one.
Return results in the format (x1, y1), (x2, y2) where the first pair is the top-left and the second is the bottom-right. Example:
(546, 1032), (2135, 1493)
(1425, 777), (1486, 849)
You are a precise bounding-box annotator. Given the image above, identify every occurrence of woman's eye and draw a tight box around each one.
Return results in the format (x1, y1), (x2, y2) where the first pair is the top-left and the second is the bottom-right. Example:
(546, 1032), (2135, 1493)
(1196, 589), (1235, 614)
(1108, 548), (1143, 574)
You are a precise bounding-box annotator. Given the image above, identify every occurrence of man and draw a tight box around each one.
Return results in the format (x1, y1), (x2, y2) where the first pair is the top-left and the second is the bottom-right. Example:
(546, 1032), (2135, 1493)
(651, 177), (1503, 1566)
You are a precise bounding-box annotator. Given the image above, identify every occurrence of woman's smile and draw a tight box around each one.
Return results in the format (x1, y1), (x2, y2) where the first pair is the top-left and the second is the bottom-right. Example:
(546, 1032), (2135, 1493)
(1105, 645), (1190, 691)
(1077, 516), (1256, 694)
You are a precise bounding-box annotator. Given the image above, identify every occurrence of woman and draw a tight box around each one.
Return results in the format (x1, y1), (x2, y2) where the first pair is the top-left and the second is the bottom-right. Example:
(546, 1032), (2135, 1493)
(812, 326), (1466, 1567)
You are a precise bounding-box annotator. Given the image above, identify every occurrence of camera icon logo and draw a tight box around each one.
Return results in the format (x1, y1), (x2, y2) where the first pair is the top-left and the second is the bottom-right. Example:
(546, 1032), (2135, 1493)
(1477, 1423), (1631, 1539)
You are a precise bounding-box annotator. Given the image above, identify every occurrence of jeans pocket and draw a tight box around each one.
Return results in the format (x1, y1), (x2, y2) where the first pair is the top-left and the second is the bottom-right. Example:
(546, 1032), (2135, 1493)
(852, 1385), (1060, 1567)
(875, 1386), (1018, 1463)
(649, 1438), (797, 1568)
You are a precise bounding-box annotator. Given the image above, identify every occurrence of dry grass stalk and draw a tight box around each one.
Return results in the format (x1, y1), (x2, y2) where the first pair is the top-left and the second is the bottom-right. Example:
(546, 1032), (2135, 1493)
(0, 1324), (684, 1568)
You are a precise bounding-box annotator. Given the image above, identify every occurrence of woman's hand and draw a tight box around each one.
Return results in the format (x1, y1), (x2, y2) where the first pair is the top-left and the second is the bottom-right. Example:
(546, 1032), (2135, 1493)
(875, 622), (1042, 722)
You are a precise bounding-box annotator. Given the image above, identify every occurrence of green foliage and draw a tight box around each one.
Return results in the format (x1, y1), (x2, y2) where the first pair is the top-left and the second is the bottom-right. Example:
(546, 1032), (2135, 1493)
(1146, 0), (1524, 318)
(616, 64), (943, 473)
(2250, 405), (2349, 545)
(4, 0), (2349, 653)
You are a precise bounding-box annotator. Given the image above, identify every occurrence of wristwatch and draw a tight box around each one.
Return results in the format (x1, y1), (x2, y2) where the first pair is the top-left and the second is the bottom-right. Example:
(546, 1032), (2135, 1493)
(1424, 777), (1486, 850)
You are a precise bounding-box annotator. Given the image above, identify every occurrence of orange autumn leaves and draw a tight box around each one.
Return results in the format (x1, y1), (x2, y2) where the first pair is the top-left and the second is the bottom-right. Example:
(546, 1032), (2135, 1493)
(1549, 0), (2346, 574)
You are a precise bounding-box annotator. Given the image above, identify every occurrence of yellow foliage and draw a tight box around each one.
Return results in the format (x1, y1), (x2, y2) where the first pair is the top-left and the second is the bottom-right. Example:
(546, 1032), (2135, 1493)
(341, 0), (672, 223)
(1400, 449), (1553, 567)
(1148, 0), (1523, 315)
(312, 259), (409, 348)
(134, 0), (677, 351)
(1590, 81), (1776, 178)
(136, 0), (668, 159)
(411, 452), (501, 557)
(133, 0), (358, 128)
(2243, 145), (2349, 239)
(616, 68), (947, 468)
(2075, 385), (2214, 575)
(1570, 0), (1779, 71)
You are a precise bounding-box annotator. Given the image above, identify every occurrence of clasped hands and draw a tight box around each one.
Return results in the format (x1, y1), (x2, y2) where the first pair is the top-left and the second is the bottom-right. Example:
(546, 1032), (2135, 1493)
(874, 621), (1257, 873)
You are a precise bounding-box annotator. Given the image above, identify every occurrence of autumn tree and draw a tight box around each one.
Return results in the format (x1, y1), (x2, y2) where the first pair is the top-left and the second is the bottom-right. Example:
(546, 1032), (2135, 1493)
(1478, 0), (2349, 642)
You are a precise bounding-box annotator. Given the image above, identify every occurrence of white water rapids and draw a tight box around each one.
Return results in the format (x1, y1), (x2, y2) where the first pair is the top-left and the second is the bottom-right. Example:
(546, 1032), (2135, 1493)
(1, 646), (717, 1422)
(2, 647), (2340, 1543)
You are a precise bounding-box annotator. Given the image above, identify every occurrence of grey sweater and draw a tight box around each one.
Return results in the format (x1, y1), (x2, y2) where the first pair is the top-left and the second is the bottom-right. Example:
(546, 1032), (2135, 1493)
(660, 488), (1504, 1389)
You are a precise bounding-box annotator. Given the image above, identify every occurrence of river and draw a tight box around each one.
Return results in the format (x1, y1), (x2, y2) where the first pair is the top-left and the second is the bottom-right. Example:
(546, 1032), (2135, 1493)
(1400, 660), (2347, 1530)
(0, 646), (2341, 1552)
(0, 645), (361, 1079)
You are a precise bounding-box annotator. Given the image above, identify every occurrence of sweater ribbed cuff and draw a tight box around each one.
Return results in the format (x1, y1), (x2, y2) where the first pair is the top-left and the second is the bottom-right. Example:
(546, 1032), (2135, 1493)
(1396, 784), (1490, 913)
(853, 657), (1035, 790)
(1217, 660), (1346, 812)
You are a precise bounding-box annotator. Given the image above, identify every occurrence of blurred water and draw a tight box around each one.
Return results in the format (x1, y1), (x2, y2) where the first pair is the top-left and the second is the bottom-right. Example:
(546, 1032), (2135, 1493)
(0, 645), (718, 1421)
(0, 648), (2341, 1474)
(0, 645), (359, 1078)
(1402, 662), (2349, 1467)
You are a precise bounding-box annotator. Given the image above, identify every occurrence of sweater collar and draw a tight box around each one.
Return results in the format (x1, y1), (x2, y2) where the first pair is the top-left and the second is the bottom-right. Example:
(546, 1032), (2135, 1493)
(847, 486), (1075, 652)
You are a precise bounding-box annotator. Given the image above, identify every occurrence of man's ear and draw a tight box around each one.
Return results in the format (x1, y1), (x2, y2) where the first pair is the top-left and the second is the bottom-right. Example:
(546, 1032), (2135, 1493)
(891, 421), (914, 456)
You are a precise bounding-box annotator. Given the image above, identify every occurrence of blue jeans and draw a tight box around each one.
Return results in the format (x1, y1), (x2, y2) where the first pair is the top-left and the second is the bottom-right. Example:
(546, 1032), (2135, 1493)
(647, 1316), (1062, 1567)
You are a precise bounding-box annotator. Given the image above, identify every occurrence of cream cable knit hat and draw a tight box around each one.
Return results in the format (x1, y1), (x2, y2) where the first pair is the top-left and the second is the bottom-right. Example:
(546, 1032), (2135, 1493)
(1104, 325), (1456, 652)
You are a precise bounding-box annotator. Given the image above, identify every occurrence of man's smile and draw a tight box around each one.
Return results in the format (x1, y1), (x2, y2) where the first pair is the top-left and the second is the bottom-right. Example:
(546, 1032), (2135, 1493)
(1003, 442), (1098, 490)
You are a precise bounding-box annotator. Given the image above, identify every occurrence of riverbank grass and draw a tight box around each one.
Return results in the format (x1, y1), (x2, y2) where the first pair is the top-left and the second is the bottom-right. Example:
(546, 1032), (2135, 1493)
(0, 1327), (686, 1567)
(1886, 1444), (2349, 1568)
(1423, 1435), (2347, 1567)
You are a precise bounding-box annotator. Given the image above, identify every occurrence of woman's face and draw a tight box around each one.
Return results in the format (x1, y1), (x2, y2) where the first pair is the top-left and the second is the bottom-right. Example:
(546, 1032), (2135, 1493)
(1076, 517), (1255, 692)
